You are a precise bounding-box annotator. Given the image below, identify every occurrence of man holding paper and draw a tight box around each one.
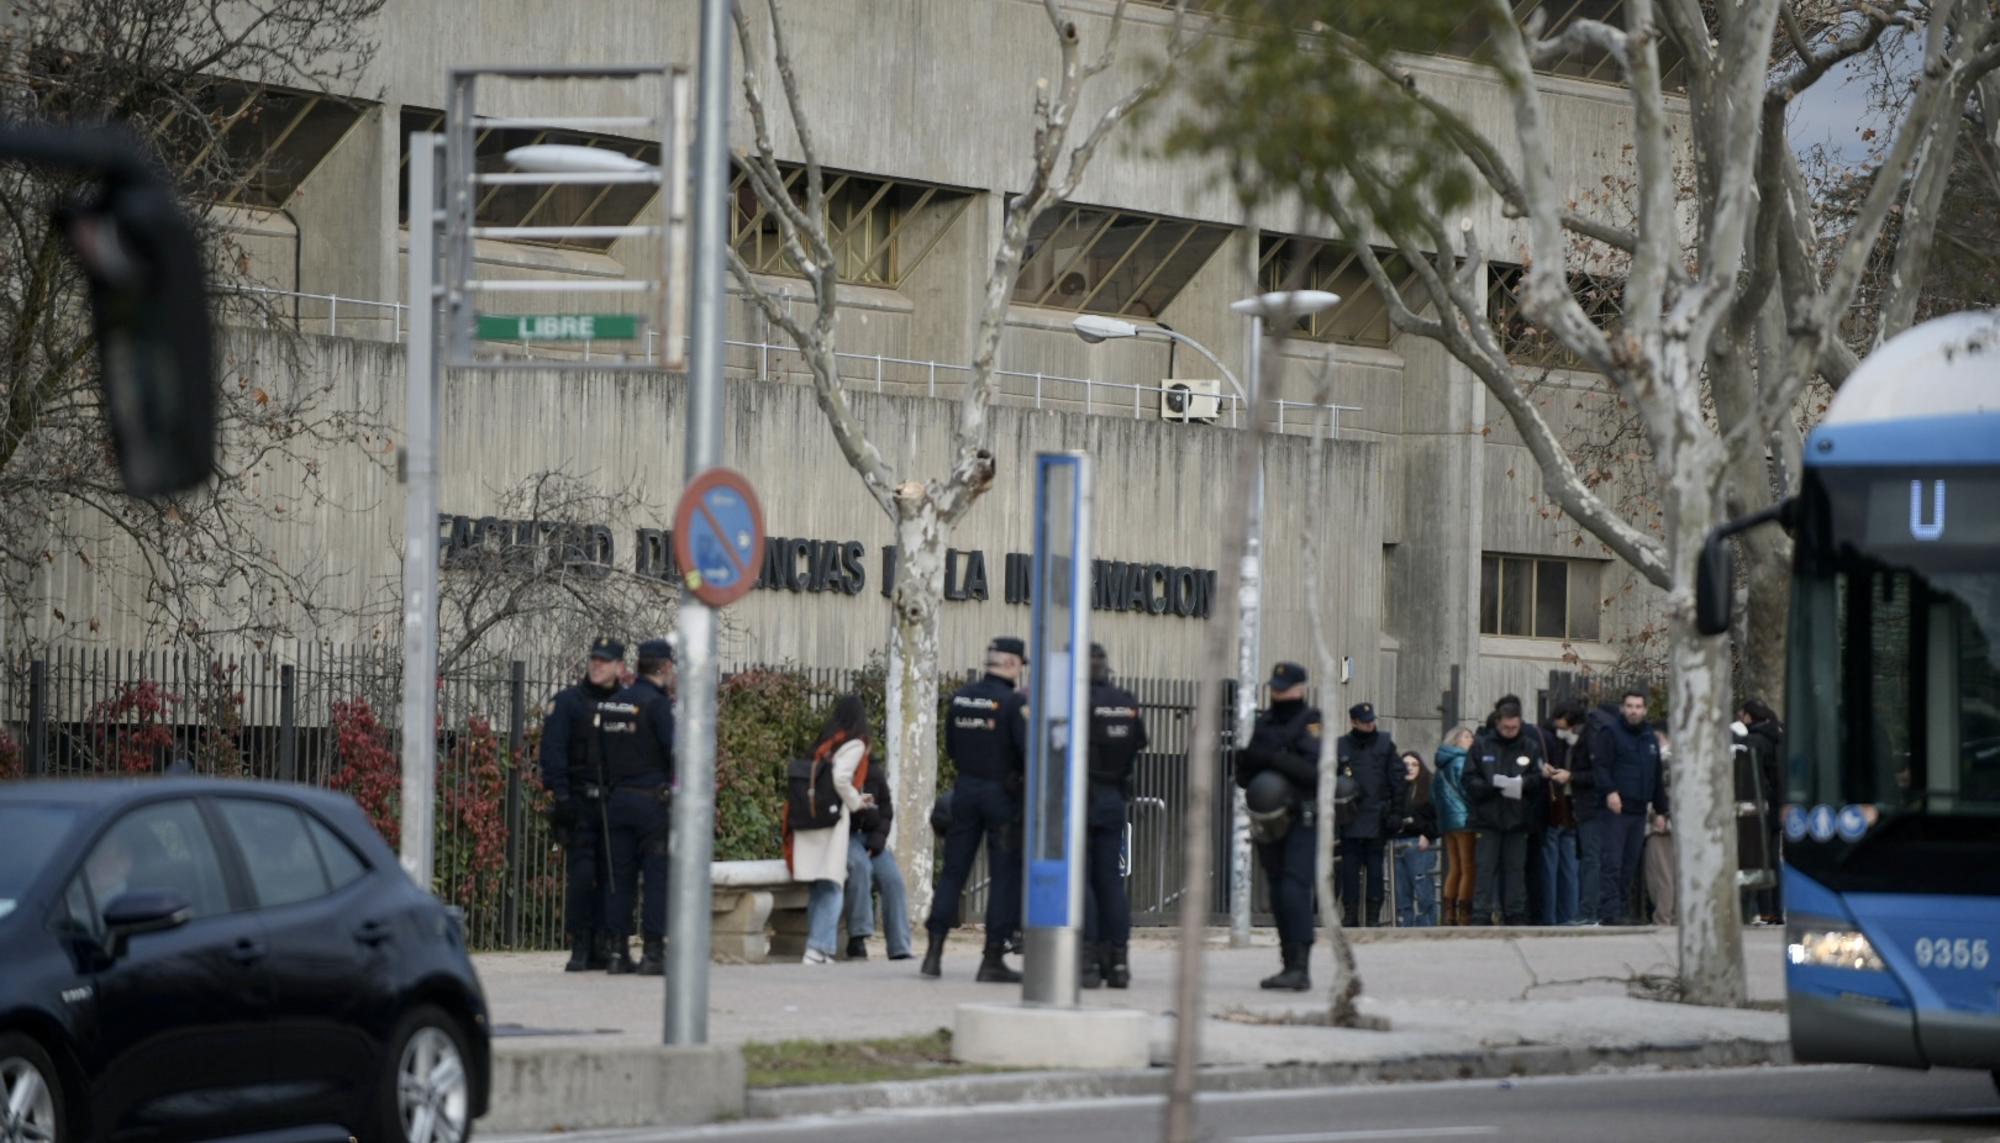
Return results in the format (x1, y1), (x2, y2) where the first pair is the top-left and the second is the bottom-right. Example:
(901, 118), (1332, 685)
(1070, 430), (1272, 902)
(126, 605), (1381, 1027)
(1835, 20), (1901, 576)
(1464, 699), (1547, 925)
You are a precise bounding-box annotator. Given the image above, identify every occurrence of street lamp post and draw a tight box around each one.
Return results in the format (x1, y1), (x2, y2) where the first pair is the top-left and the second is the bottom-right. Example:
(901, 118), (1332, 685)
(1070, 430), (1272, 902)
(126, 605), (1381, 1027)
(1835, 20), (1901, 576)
(1071, 289), (1339, 945)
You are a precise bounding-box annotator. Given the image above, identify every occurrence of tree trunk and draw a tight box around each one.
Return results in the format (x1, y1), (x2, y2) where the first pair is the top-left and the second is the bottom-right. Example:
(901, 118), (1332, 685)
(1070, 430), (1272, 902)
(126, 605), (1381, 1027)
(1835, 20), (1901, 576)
(1304, 403), (1363, 1026)
(887, 504), (946, 921)
(1740, 526), (1790, 716)
(1666, 463), (1747, 1008)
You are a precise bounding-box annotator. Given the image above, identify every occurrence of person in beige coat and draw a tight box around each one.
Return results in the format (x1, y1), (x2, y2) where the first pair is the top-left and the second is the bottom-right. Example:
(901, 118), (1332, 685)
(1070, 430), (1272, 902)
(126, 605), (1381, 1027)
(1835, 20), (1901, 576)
(789, 695), (873, 964)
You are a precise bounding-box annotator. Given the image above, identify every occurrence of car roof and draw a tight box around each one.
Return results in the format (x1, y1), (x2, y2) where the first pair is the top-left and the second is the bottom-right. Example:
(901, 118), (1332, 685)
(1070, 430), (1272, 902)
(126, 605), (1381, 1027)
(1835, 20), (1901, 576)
(0, 777), (357, 817)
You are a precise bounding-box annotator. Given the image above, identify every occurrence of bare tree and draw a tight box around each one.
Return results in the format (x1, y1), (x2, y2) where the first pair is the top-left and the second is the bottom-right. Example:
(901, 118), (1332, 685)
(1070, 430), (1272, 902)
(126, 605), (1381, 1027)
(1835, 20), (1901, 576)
(0, 0), (388, 657)
(726, 0), (1208, 910)
(1185, 0), (2000, 1005)
(433, 470), (681, 673)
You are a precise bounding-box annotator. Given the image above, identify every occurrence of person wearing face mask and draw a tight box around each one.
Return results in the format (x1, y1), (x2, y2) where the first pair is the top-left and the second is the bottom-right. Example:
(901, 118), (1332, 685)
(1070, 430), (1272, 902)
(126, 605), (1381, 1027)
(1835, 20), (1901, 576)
(1335, 701), (1404, 928)
(1537, 706), (1587, 926)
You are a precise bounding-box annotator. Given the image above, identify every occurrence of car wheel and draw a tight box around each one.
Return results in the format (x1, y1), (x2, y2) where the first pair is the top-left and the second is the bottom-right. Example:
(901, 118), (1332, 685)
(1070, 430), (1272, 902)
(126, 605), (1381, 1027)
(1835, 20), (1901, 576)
(375, 1006), (473, 1143)
(0, 1033), (64, 1143)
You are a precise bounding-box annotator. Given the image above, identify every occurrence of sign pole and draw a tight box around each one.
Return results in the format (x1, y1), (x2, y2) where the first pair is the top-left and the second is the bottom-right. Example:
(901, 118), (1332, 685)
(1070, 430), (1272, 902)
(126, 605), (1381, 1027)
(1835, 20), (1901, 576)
(1023, 452), (1092, 1007)
(398, 133), (442, 888)
(666, 0), (732, 1047)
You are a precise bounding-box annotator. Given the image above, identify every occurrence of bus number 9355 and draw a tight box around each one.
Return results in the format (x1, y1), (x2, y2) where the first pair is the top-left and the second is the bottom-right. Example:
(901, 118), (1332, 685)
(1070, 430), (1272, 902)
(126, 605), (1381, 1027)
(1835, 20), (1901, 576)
(1913, 937), (1991, 971)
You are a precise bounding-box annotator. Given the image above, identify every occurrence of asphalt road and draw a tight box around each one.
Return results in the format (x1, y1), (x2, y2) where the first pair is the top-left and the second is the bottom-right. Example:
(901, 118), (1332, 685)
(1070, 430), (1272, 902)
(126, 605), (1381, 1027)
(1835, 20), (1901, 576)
(491, 1066), (2000, 1143)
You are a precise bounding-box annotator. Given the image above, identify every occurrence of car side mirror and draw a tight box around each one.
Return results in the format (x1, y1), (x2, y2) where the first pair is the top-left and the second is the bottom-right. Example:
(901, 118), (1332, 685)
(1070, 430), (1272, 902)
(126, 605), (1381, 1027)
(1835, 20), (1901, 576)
(57, 181), (217, 497)
(102, 888), (191, 958)
(1695, 529), (1734, 637)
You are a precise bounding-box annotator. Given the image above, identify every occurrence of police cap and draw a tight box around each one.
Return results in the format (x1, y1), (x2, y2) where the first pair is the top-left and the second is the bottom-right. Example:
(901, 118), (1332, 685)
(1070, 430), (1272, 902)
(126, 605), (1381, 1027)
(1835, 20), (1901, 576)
(589, 637), (626, 662)
(636, 638), (674, 663)
(1349, 702), (1376, 723)
(1268, 662), (1308, 690)
(988, 636), (1027, 662)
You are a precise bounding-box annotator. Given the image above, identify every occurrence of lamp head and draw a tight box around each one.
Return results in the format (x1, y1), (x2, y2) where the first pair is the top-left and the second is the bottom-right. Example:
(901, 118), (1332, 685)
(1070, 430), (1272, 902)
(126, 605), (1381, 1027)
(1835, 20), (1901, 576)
(1231, 289), (1342, 319)
(1071, 314), (1140, 344)
(505, 144), (651, 174)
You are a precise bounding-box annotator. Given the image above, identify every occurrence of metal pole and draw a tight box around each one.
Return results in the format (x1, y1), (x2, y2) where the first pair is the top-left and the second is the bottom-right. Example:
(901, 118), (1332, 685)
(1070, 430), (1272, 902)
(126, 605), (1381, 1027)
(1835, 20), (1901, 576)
(666, 0), (730, 1047)
(505, 660), (526, 948)
(27, 659), (48, 776)
(399, 133), (443, 889)
(278, 665), (297, 783)
(1229, 314), (1263, 948)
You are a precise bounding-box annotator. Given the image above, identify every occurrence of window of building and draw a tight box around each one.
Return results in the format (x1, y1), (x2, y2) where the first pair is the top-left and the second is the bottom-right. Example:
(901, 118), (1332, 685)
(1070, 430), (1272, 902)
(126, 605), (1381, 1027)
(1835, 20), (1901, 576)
(1012, 204), (1232, 317)
(397, 108), (660, 251)
(1487, 262), (1627, 365)
(727, 164), (970, 287)
(1258, 236), (1433, 346)
(1480, 554), (1603, 640)
(168, 81), (363, 209)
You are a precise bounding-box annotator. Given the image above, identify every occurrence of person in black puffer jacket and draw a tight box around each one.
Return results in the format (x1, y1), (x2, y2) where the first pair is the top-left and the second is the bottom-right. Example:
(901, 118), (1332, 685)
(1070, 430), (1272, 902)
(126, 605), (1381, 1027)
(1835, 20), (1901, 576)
(843, 762), (912, 960)
(1336, 701), (1403, 927)
(1236, 661), (1322, 991)
(1465, 699), (1547, 925)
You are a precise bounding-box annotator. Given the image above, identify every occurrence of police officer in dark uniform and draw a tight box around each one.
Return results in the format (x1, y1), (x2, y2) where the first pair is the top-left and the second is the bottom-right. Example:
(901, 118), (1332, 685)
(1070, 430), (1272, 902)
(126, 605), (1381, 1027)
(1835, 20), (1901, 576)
(1335, 701), (1403, 928)
(1235, 662), (1321, 991)
(920, 636), (1029, 983)
(1082, 643), (1147, 990)
(539, 637), (626, 972)
(598, 638), (676, 975)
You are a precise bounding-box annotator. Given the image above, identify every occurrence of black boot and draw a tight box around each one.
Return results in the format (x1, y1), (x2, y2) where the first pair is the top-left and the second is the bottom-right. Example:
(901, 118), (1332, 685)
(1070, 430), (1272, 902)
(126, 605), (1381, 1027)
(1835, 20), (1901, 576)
(1274, 941), (1312, 991)
(637, 938), (664, 976)
(1105, 944), (1131, 990)
(1259, 943), (1295, 990)
(976, 945), (1023, 984)
(605, 937), (638, 975)
(1080, 942), (1103, 990)
(587, 931), (613, 971)
(564, 931), (594, 972)
(847, 935), (869, 960)
(919, 931), (945, 978)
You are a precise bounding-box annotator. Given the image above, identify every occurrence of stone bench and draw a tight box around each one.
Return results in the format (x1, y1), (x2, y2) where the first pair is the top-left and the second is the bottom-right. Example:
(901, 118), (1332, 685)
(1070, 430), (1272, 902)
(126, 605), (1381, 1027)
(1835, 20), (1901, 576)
(711, 859), (811, 964)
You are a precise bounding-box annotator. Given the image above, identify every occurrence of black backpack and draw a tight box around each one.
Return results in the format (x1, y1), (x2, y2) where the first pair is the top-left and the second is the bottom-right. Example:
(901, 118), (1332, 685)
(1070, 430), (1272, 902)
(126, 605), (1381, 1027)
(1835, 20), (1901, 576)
(786, 754), (842, 831)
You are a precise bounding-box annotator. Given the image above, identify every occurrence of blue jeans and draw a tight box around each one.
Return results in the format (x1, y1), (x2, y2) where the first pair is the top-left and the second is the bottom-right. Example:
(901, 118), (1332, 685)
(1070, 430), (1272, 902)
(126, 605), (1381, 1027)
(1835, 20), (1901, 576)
(806, 879), (843, 956)
(845, 837), (912, 958)
(1538, 826), (1580, 926)
(1576, 817), (1603, 923)
(1392, 840), (1438, 927)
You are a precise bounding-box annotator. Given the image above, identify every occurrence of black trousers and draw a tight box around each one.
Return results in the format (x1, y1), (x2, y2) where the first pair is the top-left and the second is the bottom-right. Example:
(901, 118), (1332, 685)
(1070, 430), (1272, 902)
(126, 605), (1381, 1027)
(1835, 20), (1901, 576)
(1256, 814), (1317, 946)
(925, 776), (1023, 946)
(562, 793), (607, 939)
(605, 786), (669, 940)
(1473, 829), (1530, 924)
(1337, 836), (1387, 927)
(1082, 784), (1129, 947)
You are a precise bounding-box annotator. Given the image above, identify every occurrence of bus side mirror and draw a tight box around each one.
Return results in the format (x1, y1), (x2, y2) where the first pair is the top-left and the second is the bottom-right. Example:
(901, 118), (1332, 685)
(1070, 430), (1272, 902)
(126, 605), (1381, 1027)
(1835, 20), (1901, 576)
(1695, 529), (1734, 636)
(57, 180), (217, 498)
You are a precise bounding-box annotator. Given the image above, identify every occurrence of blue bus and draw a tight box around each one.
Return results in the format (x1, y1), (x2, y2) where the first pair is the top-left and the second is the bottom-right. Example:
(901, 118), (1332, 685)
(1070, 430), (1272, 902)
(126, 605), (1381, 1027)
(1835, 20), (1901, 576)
(1701, 312), (2000, 1090)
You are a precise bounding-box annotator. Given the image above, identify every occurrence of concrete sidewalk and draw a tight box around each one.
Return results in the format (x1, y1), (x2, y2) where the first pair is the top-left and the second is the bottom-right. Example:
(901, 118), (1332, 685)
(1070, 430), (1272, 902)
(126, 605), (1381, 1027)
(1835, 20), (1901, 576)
(476, 927), (1792, 1129)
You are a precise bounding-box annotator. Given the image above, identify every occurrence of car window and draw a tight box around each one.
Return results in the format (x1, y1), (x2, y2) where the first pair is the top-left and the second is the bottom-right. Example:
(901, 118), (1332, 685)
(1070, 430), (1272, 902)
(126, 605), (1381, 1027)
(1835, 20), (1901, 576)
(305, 815), (368, 890)
(218, 800), (331, 909)
(83, 800), (231, 923)
(0, 804), (76, 923)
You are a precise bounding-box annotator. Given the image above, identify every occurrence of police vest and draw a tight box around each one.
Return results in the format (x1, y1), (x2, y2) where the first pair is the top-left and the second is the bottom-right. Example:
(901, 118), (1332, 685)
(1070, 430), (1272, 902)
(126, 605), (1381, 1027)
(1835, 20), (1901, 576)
(597, 700), (669, 787)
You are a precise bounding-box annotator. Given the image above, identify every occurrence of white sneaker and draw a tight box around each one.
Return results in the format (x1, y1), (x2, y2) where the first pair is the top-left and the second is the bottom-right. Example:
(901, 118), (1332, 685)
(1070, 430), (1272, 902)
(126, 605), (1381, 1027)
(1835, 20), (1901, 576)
(802, 947), (832, 965)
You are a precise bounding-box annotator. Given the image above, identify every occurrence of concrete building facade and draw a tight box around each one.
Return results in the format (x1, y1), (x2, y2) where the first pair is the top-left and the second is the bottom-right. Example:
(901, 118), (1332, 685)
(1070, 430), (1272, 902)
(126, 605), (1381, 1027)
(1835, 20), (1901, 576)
(17, 0), (1674, 742)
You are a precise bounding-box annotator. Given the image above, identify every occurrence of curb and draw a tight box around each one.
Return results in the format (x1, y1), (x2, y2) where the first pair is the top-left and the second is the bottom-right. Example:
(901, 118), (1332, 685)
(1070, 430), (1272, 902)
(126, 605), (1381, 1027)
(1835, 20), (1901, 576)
(743, 1037), (1795, 1120)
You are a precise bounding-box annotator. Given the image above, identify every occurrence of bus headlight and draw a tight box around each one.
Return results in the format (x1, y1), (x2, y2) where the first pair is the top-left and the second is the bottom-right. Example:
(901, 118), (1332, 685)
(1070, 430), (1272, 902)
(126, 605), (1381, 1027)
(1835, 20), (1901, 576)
(1788, 927), (1886, 971)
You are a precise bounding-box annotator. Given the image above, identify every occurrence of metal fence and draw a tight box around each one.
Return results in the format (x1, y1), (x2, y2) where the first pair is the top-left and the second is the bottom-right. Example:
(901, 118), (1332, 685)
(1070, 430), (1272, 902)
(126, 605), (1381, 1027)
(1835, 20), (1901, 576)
(0, 648), (1662, 946)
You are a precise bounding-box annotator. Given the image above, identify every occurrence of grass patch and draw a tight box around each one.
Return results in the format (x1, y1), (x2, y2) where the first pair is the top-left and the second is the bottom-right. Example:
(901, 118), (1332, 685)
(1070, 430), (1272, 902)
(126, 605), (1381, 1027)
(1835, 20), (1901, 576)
(741, 1029), (1014, 1088)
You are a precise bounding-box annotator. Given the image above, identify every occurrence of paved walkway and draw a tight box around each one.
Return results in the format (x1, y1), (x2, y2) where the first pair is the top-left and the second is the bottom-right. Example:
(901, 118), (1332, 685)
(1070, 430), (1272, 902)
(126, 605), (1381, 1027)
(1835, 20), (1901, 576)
(477, 927), (1790, 1067)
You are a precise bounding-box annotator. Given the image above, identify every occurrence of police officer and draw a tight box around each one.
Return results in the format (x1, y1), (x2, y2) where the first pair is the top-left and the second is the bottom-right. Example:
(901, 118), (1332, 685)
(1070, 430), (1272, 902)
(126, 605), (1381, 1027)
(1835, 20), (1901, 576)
(1235, 662), (1321, 991)
(539, 637), (625, 972)
(921, 636), (1029, 983)
(598, 638), (676, 975)
(1335, 701), (1403, 928)
(1082, 644), (1146, 990)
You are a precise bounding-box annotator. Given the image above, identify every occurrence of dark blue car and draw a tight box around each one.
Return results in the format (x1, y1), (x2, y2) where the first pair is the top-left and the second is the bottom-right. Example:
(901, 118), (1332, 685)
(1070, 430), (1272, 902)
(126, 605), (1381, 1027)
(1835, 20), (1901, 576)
(0, 779), (491, 1143)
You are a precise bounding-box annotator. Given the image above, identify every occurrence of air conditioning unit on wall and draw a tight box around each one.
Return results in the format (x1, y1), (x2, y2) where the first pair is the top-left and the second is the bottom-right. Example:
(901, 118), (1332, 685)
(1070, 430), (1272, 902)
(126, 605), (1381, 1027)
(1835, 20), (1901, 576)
(1160, 378), (1221, 423)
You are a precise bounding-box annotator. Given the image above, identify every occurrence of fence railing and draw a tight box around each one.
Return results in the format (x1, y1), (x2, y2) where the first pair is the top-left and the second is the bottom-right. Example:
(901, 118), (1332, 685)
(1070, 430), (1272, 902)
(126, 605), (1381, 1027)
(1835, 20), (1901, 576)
(218, 285), (1370, 435)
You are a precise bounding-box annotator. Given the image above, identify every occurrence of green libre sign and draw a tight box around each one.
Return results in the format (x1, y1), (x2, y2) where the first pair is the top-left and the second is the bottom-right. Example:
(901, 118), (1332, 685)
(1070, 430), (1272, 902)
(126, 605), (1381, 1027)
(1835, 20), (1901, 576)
(476, 313), (642, 342)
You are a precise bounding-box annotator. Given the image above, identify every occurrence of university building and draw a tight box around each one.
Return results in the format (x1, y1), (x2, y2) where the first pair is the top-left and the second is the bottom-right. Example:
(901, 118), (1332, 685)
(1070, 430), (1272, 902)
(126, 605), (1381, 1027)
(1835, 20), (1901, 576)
(17, 0), (1671, 743)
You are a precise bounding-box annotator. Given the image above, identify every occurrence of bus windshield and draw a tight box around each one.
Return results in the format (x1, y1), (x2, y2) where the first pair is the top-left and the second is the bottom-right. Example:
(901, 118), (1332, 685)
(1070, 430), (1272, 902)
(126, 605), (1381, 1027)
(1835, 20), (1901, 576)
(1788, 467), (2000, 818)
